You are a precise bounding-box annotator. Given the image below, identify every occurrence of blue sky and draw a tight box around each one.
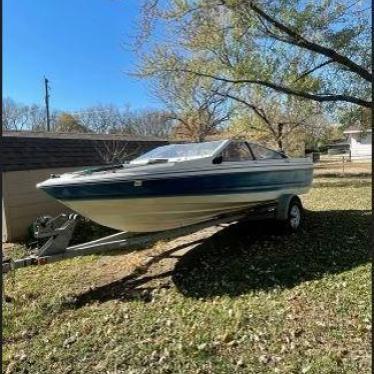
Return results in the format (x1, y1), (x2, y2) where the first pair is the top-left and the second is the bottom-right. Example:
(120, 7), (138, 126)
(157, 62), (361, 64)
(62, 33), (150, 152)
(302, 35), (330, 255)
(3, 0), (161, 111)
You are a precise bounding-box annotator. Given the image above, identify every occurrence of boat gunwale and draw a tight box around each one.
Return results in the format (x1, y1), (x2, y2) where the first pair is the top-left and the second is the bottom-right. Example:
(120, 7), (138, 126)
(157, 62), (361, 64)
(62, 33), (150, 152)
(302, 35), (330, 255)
(38, 161), (314, 188)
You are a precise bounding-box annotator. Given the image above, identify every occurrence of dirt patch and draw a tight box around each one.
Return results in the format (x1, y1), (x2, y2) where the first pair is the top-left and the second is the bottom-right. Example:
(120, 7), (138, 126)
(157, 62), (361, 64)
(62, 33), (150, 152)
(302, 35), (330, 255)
(65, 225), (226, 307)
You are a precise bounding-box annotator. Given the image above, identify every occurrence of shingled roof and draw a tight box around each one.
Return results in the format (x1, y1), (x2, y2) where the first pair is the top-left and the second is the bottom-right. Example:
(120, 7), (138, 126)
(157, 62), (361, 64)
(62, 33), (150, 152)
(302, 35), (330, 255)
(0, 131), (168, 172)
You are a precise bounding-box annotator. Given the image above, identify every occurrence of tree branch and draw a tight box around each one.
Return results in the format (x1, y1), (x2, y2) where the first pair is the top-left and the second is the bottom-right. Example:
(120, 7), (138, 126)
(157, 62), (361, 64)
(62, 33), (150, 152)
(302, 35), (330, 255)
(215, 90), (279, 138)
(177, 68), (372, 108)
(294, 59), (334, 82)
(247, 1), (372, 82)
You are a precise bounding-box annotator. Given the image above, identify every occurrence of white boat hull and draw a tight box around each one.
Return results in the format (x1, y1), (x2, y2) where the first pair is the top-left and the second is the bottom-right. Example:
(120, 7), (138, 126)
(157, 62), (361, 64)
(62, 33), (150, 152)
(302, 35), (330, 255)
(60, 187), (310, 232)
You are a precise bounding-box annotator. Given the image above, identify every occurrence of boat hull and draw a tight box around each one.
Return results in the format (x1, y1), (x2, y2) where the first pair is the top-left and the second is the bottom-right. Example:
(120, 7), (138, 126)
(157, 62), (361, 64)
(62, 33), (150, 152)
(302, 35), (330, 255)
(38, 159), (313, 232)
(59, 187), (310, 232)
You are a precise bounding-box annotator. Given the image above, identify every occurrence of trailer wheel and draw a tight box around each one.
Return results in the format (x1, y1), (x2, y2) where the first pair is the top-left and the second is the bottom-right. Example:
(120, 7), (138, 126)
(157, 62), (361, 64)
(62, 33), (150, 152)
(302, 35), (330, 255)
(282, 197), (303, 233)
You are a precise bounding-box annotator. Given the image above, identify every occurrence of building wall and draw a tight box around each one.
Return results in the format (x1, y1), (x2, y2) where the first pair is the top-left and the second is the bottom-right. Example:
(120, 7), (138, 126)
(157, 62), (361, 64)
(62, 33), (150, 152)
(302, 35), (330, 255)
(1, 134), (168, 243)
(2, 167), (83, 242)
(349, 133), (372, 157)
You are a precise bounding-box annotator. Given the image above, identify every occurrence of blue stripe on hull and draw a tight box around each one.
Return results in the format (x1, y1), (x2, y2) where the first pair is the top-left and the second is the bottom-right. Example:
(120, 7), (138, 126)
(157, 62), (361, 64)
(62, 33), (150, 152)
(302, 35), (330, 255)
(41, 169), (313, 201)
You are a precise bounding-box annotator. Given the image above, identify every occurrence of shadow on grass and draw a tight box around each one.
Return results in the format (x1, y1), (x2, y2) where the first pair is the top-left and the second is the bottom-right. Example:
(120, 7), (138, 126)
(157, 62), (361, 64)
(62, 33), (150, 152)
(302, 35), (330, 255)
(173, 209), (370, 298)
(65, 209), (370, 308)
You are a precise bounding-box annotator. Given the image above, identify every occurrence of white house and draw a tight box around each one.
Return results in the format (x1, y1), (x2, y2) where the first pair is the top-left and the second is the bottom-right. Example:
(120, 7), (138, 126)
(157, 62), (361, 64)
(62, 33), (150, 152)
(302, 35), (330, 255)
(343, 126), (372, 159)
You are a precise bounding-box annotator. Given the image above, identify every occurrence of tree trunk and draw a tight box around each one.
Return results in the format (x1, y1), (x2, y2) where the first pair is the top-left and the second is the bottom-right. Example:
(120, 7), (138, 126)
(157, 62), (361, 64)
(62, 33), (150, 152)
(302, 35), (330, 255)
(277, 123), (284, 151)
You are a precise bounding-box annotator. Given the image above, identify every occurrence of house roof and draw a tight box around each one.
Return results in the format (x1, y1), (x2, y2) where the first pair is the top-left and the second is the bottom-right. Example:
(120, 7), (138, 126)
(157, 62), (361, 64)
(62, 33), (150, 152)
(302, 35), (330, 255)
(3, 130), (167, 142)
(343, 126), (372, 134)
(0, 131), (167, 172)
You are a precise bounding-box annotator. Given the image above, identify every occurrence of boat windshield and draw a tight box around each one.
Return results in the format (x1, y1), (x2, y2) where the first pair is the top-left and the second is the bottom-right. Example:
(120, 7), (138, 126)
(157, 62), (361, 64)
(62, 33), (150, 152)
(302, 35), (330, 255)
(131, 140), (226, 163)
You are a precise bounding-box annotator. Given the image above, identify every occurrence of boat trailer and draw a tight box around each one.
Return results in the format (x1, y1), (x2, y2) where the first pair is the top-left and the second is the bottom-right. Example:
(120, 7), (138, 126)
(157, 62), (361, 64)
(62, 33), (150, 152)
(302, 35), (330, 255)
(2, 194), (302, 275)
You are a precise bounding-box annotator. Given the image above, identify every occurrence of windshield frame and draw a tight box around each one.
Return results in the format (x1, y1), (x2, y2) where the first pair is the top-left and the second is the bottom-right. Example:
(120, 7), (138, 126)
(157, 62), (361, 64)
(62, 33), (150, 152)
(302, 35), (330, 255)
(130, 140), (229, 164)
(247, 142), (288, 160)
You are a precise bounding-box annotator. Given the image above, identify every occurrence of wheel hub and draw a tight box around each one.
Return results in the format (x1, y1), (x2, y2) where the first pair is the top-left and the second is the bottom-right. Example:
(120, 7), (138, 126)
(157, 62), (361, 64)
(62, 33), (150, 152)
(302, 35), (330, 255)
(290, 205), (301, 229)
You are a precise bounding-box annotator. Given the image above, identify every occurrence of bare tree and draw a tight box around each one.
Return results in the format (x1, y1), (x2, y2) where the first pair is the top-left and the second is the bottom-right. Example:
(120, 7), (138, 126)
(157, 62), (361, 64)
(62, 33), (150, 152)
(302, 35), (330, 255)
(2, 98), (30, 131)
(2, 97), (190, 140)
(76, 104), (125, 134)
(75, 104), (172, 139)
(29, 104), (47, 131)
(96, 140), (143, 164)
(151, 75), (233, 141)
(124, 109), (174, 139)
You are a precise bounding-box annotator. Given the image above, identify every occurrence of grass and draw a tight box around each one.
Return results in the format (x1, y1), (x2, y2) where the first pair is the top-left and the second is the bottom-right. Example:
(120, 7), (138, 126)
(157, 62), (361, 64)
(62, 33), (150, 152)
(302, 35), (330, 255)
(2, 165), (372, 374)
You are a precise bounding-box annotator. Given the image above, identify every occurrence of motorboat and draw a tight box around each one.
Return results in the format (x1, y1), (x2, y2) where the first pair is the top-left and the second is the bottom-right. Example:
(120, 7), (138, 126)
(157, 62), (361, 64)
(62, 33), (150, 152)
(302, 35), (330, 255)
(37, 140), (313, 232)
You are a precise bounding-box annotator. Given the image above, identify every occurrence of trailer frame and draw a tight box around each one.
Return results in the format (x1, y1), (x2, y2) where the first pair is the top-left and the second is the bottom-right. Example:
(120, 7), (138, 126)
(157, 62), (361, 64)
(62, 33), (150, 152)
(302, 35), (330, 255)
(2, 194), (303, 275)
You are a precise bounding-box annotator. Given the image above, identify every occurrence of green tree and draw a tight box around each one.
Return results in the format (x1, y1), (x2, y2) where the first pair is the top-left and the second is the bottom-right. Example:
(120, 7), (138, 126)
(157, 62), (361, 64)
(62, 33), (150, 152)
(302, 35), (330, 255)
(134, 0), (370, 147)
(137, 0), (371, 108)
(337, 106), (371, 131)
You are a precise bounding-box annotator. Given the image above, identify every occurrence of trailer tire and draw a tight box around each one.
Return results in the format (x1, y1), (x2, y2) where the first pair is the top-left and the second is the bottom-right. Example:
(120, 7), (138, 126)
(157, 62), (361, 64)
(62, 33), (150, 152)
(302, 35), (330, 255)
(282, 196), (303, 233)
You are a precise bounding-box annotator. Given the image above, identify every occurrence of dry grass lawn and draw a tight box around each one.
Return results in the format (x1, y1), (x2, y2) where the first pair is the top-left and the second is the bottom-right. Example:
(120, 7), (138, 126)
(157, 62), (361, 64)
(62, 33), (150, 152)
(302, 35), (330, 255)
(2, 163), (372, 373)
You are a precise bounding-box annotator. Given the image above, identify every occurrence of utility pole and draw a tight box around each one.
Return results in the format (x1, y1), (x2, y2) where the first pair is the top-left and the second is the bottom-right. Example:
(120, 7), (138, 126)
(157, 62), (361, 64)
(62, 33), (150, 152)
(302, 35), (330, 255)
(44, 77), (51, 131)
